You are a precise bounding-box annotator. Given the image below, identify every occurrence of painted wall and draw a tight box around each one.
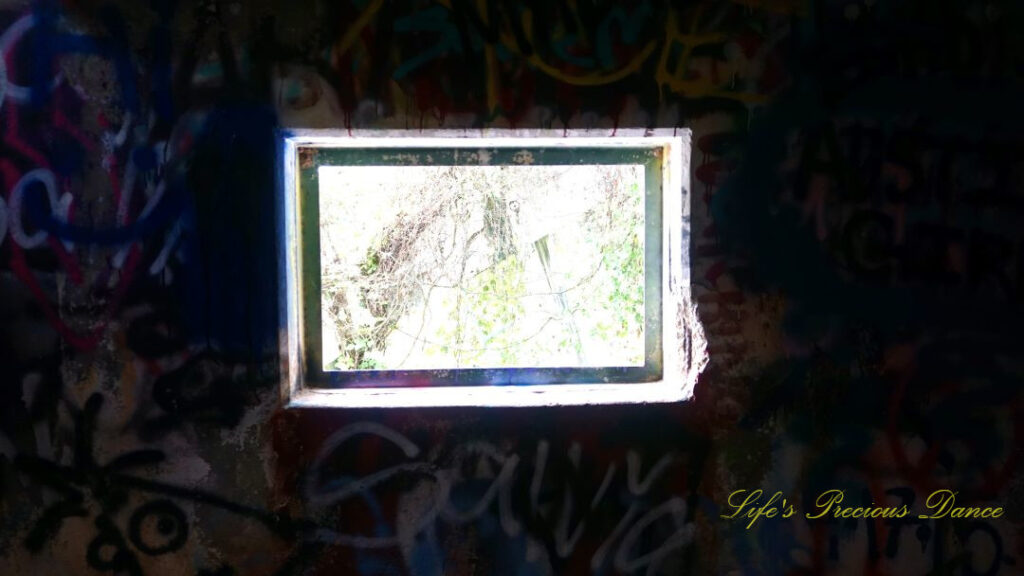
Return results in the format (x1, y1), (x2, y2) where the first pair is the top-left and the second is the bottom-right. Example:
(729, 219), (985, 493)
(1, 0), (1021, 574)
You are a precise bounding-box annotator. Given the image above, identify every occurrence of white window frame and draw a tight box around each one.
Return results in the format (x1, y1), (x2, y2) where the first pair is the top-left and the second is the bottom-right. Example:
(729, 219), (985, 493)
(278, 128), (702, 408)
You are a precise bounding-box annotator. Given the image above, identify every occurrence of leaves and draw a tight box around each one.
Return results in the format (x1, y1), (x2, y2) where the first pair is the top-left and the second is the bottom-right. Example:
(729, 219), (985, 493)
(323, 163), (646, 369)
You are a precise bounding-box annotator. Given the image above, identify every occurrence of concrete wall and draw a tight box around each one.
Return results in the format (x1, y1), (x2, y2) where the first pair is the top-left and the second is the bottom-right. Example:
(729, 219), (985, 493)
(0, 0), (1021, 574)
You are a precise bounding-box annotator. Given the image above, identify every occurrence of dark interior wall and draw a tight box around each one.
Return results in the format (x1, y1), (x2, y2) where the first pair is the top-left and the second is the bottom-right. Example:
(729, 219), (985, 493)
(1, 0), (1022, 574)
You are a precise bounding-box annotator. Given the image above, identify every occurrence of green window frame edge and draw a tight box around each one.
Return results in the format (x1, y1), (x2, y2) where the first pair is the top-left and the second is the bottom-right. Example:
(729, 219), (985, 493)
(302, 146), (662, 386)
(277, 129), (707, 408)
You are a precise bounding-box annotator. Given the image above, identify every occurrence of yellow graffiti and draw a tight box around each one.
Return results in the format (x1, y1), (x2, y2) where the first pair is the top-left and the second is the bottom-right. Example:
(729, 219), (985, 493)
(525, 41), (659, 87)
(333, 0), (385, 62)
(655, 9), (771, 104)
(729, 0), (806, 16)
(427, 1), (777, 106)
(437, 0), (657, 88)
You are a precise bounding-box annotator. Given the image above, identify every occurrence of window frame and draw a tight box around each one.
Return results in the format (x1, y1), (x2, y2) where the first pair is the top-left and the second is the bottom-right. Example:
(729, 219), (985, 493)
(278, 129), (696, 408)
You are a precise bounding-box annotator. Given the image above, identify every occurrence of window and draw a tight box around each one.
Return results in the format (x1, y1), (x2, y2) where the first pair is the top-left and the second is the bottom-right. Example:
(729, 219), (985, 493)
(279, 129), (703, 407)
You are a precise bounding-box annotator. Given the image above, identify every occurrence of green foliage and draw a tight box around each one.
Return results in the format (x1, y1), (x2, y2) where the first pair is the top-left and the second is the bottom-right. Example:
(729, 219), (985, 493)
(582, 180), (645, 361)
(322, 164), (646, 369)
(434, 255), (528, 365)
(359, 249), (379, 275)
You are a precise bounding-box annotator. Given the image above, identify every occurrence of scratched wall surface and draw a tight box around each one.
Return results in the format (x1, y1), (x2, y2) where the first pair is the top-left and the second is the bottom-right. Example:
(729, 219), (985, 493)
(0, 0), (1021, 574)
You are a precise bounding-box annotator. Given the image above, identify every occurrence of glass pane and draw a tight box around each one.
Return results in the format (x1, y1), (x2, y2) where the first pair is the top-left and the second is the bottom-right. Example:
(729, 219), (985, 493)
(318, 163), (645, 371)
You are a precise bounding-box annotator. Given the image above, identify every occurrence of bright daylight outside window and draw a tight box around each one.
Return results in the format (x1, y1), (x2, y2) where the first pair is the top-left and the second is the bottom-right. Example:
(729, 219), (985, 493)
(279, 130), (703, 407)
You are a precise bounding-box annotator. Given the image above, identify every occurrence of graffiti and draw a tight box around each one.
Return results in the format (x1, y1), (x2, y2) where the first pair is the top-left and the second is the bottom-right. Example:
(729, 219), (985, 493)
(8, 391), (304, 575)
(6, 169), (73, 250)
(0, 14), (63, 105)
(782, 121), (1024, 299)
(1, 0), (1023, 574)
(0, 9), (178, 351)
(127, 499), (189, 556)
(0, 2), (280, 572)
(6, 401), (707, 576)
(655, 6), (783, 105)
(302, 0), (790, 127)
(300, 422), (700, 576)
